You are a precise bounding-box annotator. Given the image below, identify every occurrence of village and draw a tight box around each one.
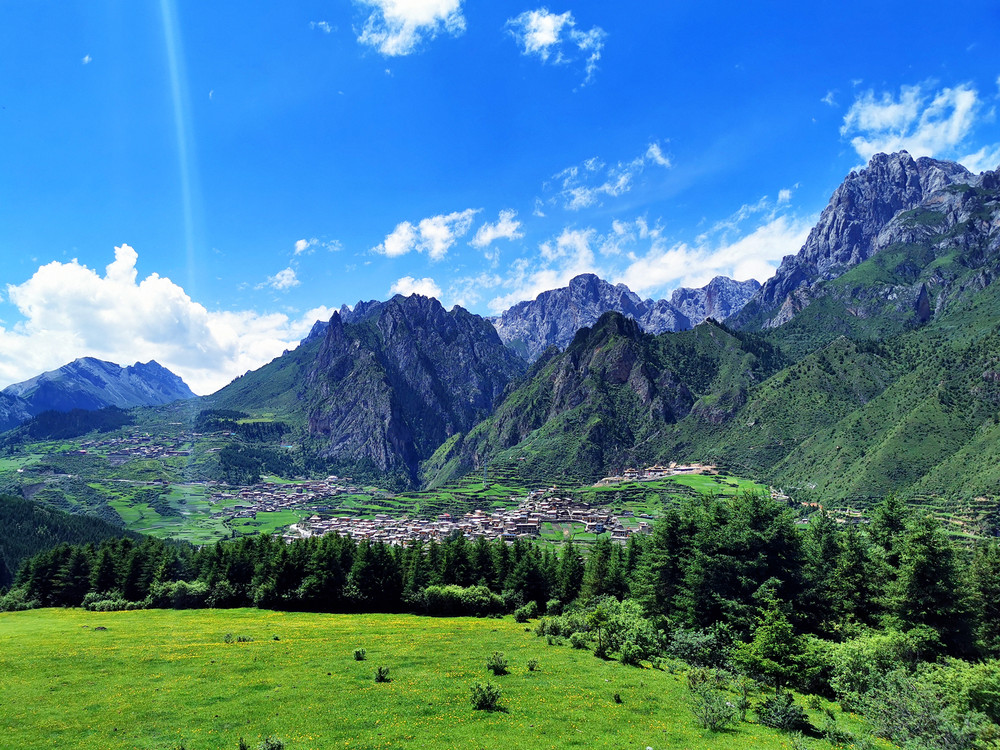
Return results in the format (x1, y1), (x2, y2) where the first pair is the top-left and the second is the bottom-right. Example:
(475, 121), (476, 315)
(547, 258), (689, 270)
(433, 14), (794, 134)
(285, 488), (654, 546)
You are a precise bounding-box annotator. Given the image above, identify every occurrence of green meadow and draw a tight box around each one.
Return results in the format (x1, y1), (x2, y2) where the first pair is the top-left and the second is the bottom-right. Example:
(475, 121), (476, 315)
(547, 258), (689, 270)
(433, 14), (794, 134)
(0, 608), (856, 750)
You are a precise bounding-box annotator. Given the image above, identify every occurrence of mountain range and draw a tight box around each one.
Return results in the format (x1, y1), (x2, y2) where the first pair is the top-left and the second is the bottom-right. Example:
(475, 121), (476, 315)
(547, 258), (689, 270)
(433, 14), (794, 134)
(0, 358), (195, 432)
(6, 150), (1000, 515)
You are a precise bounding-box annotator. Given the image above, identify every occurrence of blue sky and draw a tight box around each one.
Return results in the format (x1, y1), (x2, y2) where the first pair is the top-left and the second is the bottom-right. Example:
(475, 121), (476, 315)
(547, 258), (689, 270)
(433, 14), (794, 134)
(2, 0), (999, 394)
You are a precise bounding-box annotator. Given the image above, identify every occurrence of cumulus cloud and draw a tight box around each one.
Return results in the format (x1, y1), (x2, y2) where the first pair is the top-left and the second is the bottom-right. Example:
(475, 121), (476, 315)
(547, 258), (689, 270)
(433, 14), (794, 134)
(355, 0), (465, 56)
(447, 273), (503, 309)
(0, 245), (331, 395)
(373, 208), (479, 260)
(470, 209), (523, 250)
(261, 267), (300, 291)
(389, 275), (442, 299)
(294, 238), (316, 255)
(841, 82), (1000, 171)
(614, 214), (814, 295)
(507, 8), (606, 84)
(488, 228), (597, 312)
(548, 141), (671, 211)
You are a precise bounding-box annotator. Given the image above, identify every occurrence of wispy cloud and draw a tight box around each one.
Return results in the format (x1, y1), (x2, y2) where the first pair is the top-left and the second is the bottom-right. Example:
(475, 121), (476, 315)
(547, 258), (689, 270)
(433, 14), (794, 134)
(841, 81), (1000, 171)
(373, 208), (479, 260)
(355, 0), (465, 56)
(506, 8), (606, 84)
(390, 275), (442, 299)
(310, 21), (333, 33)
(260, 267), (300, 291)
(545, 141), (672, 211)
(470, 209), (523, 254)
(0, 246), (330, 395)
(488, 228), (597, 312)
(81, 54), (92, 65)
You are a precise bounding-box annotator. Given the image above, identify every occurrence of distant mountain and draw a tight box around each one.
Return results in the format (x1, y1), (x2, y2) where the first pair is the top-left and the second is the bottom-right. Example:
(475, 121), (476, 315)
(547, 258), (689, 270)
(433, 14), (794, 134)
(1, 358), (195, 422)
(731, 151), (974, 330)
(490, 273), (760, 360)
(0, 393), (31, 433)
(213, 294), (527, 486)
(423, 311), (785, 487)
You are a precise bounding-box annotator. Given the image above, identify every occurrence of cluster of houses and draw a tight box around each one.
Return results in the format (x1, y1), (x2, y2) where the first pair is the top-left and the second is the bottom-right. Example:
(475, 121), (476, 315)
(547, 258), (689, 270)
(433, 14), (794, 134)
(286, 491), (654, 546)
(75, 431), (193, 462)
(212, 476), (363, 519)
(595, 462), (717, 485)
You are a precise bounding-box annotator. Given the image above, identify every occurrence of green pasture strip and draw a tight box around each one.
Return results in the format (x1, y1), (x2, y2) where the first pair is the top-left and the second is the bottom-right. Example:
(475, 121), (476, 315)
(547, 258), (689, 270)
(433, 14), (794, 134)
(0, 608), (851, 750)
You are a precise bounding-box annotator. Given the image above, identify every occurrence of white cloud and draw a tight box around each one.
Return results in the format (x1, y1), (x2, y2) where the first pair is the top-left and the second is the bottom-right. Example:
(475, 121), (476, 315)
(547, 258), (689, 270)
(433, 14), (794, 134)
(959, 144), (1000, 173)
(262, 267), (300, 291)
(550, 141), (671, 211)
(777, 188), (793, 204)
(373, 208), (479, 260)
(470, 209), (523, 250)
(507, 8), (606, 84)
(841, 82), (999, 170)
(821, 90), (836, 107)
(447, 273), (503, 308)
(614, 213), (814, 295)
(355, 0), (465, 56)
(389, 275), (442, 299)
(0, 245), (330, 395)
(294, 238), (316, 255)
(81, 54), (92, 65)
(488, 228), (597, 312)
(311, 21), (333, 33)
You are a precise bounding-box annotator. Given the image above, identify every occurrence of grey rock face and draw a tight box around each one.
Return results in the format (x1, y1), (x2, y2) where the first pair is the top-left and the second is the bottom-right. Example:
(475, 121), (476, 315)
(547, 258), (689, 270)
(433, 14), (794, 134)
(1, 358), (195, 419)
(491, 273), (759, 361)
(731, 151), (973, 329)
(667, 276), (762, 324)
(305, 294), (527, 483)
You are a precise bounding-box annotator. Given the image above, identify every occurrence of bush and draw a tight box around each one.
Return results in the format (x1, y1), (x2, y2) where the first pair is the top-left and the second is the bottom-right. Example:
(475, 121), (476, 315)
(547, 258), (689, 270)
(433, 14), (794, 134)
(689, 684), (738, 732)
(545, 598), (563, 616)
(527, 659), (539, 672)
(258, 738), (285, 750)
(757, 693), (810, 732)
(569, 631), (589, 649)
(486, 651), (509, 676)
(514, 601), (539, 623)
(470, 681), (504, 711)
(374, 666), (391, 683)
(619, 640), (643, 667)
(354, 648), (366, 661)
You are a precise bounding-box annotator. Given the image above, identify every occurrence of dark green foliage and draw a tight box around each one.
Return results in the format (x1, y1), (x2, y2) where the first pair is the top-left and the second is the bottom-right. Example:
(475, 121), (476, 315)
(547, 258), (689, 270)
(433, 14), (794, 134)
(513, 600), (538, 622)
(374, 666), (390, 683)
(0, 494), (140, 589)
(470, 681), (504, 711)
(19, 407), (135, 441)
(486, 651), (509, 676)
(756, 693), (810, 732)
(688, 675), (739, 732)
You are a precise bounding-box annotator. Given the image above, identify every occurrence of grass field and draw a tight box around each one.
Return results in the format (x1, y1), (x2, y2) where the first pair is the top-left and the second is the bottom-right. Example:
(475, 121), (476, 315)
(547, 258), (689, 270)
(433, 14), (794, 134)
(0, 608), (858, 750)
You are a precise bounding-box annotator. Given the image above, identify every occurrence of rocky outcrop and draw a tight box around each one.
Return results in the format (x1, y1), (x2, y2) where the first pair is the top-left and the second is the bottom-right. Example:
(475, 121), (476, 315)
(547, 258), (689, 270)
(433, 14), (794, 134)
(1, 358), (195, 419)
(304, 294), (526, 483)
(731, 151), (974, 329)
(491, 273), (760, 361)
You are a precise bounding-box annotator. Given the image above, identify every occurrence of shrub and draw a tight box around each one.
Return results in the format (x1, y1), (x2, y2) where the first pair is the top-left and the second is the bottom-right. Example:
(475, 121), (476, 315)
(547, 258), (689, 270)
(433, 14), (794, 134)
(545, 598), (563, 616)
(569, 631), (589, 649)
(514, 601), (539, 623)
(354, 648), (366, 661)
(527, 659), (539, 672)
(486, 651), (509, 676)
(612, 692), (623, 704)
(619, 640), (643, 667)
(470, 681), (504, 711)
(374, 666), (391, 683)
(258, 738), (285, 750)
(688, 684), (738, 732)
(757, 693), (810, 732)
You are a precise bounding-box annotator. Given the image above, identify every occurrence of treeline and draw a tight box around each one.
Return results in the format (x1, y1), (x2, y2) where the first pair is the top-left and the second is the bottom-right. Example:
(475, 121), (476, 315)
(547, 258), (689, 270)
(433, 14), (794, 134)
(2, 406), (135, 445)
(0, 494), (140, 588)
(4, 492), (998, 658)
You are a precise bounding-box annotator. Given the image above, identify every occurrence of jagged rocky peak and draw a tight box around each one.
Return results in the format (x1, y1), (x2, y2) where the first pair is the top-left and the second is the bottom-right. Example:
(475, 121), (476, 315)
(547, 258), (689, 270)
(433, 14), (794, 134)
(1, 357), (195, 418)
(730, 151), (975, 329)
(668, 276), (761, 323)
(305, 293), (526, 484)
(492, 273), (760, 361)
